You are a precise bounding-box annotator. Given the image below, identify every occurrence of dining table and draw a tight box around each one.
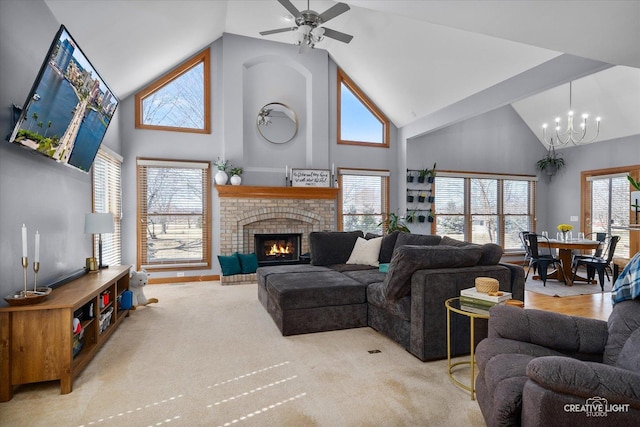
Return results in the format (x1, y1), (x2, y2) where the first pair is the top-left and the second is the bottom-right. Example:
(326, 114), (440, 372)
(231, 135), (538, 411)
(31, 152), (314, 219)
(532, 238), (601, 286)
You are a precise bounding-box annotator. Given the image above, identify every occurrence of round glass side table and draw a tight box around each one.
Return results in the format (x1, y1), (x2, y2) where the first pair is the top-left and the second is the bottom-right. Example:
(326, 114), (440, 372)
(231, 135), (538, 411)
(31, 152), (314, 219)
(445, 297), (490, 400)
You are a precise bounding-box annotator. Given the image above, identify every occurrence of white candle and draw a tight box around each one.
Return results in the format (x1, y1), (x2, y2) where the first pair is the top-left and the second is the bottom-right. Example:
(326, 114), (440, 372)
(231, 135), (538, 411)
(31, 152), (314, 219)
(331, 163), (335, 175)
(35, 231), (40, 263)
(22, 224), (27, 258)
(285, 164), (288, 178)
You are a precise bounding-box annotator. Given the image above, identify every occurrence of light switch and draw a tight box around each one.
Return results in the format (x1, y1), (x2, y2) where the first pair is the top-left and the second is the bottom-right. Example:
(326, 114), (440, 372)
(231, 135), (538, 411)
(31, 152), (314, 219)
(570, 216), (578, 222)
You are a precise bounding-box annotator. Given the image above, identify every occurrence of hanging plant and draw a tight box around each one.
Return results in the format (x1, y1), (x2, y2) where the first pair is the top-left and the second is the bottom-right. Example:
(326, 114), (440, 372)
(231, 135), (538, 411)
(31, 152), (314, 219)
(536, 146), (565, 176)
(407, 170), (415, 183)
(427, 162), (437, 183)
(418, 169), (428, 183)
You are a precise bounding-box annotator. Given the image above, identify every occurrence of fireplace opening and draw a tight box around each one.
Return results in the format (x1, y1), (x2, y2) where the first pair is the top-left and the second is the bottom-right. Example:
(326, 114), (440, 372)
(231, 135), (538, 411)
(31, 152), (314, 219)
(254, 233), (302, 266)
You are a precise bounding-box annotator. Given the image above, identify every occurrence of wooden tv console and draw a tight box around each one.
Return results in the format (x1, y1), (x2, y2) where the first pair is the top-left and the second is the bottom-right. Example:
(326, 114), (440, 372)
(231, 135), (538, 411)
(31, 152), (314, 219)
(0, 265), (130, 402)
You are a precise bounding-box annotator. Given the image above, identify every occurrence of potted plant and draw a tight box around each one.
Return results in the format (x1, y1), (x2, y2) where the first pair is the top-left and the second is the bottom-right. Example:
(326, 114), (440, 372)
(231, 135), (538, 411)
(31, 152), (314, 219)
(407, 192), (415, 203)
(214, 157), (229, 185)
(628, 175), (640, 223)
(536, 146), (565, 177)
(229, 166), (243, 185)
(418, 213), (426, 223)
(427, 162), (437, 183)
(427, 211), (435, 223)
(418, 192), (426, 203)
(407, 170), (415, 183)
(379, 212), (410, 234)
(406, 210), (416, 223)
(418, 169), (428, 183)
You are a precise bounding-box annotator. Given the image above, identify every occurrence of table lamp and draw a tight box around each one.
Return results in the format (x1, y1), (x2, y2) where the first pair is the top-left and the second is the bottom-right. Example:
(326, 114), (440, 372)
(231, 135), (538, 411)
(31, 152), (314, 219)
(84, 213), (114, 269)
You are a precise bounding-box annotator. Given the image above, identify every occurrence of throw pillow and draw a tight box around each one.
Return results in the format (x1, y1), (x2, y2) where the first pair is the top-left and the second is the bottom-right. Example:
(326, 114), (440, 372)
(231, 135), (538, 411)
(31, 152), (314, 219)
(383, 245), (482, 301)
(237, 252), (259, 274)
(217, 253), (241, 276)
(393, 232), (441, 252)
(346, 237), (382, 267)
(309, 230), (363, 265)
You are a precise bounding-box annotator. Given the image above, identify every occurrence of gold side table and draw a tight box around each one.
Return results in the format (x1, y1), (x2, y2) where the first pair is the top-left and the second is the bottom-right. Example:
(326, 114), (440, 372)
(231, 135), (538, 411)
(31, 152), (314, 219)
(445, 297), (490, 400)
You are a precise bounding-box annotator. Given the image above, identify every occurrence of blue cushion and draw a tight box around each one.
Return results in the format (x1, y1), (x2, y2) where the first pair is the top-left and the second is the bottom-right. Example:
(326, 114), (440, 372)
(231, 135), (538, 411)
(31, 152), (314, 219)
(218, 253), (241, 276)
(238, 252), (259, 274)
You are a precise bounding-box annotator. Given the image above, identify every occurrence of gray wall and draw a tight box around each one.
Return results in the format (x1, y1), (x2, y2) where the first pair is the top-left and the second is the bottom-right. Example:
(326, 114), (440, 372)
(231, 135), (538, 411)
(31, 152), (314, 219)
(119, 33), (397, 280)
(0, 0), (121, 298)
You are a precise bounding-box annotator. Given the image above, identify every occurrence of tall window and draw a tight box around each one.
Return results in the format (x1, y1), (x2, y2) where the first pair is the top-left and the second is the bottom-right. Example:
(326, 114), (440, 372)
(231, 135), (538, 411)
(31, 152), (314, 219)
(135, 49), (211, 133)
(92, 147), (122, 266)
(434, 172), (536, 250)
(337, 68), (389, 147)
(137, 159), (211, 270)
(339, 168), (389, 234)
(582, 166), (640, 258)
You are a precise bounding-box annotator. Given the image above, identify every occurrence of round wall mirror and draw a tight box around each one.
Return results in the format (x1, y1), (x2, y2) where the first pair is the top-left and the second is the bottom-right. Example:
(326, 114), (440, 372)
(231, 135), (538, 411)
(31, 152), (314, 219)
(257, 102), (298, 144)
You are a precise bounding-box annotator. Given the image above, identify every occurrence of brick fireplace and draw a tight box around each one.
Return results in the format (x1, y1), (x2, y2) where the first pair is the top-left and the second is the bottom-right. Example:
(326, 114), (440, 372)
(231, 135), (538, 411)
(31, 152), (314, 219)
(216, 185), (338, 284)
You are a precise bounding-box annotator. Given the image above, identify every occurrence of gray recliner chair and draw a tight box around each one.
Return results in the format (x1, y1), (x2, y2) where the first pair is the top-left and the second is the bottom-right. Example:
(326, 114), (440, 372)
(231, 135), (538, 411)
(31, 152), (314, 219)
(475, 299), (640, 426)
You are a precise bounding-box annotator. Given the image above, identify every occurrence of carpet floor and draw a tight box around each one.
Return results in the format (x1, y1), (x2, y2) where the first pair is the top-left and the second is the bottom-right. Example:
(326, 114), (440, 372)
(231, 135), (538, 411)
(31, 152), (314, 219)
(0, 282), (486, 427)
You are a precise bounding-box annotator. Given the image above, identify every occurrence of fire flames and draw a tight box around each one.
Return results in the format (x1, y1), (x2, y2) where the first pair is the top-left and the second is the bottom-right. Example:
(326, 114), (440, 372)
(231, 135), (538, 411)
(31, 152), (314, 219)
(268, 243), (291, 255)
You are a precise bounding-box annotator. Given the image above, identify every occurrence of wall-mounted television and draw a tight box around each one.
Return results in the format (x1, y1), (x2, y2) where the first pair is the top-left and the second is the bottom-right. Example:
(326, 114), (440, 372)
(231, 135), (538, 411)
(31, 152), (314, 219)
(8, 25), (118, 173)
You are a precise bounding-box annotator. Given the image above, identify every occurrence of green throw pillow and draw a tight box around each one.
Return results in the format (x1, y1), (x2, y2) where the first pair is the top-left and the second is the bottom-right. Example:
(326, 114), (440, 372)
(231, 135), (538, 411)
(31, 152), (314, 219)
(218, 253), (241, 276)
(238, 253), (259, 274)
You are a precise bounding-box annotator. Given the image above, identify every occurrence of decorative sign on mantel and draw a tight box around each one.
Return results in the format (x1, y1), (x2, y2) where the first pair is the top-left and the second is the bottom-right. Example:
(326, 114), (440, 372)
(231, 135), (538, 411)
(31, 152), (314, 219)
(291, 169), (331, 187)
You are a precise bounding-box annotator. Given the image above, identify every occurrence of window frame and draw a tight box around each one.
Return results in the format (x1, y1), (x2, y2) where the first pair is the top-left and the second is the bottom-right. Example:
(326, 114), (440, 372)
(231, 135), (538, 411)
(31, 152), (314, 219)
(91, 146), (123, 266)
(134, 48), (211, 134)
(432, 171), (537, 251)
(136, 158), (211, 271)
(338, 167), (390, 234)
(337, 68), (390, 148)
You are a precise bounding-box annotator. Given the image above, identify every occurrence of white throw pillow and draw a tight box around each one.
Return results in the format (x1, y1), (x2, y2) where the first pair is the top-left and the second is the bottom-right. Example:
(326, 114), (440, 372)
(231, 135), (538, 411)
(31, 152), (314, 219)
(346, 237), (382, 267)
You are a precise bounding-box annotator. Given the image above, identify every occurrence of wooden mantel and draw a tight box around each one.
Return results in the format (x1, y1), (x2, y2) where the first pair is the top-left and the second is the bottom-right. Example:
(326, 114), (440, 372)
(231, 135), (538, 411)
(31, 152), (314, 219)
(215, 185), (339, 200)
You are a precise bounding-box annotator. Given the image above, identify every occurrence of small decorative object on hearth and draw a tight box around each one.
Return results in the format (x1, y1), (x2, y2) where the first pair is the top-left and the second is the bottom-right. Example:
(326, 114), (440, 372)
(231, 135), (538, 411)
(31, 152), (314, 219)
(557, 223), (573, 241)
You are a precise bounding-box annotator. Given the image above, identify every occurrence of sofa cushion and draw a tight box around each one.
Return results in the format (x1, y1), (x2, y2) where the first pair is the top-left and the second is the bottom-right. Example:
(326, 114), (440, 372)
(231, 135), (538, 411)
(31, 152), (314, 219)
(439, 236), (502, 265)
(483, 353), (533, 426)
(368, 230), (402, 263)
(266, 270), (366, 310)
(328, 264), (377, 273)
(310, 230), (363, 266)
(343, 269), (387, 285)
(383, 245), (482, 301)
(367, 282), (410, 321)
(346, 236), (382, 267)
(615, 328), (640, 371)
(604, 299), (640, 365)
(393, 232), (441, 251)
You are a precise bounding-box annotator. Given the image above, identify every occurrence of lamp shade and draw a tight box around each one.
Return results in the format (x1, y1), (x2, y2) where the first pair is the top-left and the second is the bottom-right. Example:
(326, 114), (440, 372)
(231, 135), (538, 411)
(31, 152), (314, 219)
(84, 213), (115, 234)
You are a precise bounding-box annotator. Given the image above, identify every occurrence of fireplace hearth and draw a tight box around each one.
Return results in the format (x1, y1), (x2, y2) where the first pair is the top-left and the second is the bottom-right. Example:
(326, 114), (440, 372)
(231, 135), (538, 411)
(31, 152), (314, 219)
(254, 233), (302, 266)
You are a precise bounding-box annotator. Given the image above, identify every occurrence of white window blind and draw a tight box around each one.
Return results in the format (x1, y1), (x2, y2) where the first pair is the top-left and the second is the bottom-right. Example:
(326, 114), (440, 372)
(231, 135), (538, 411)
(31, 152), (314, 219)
(339, 169), (389, 234)
(92, 147), (122, 266)
(137, 158), (210, 270)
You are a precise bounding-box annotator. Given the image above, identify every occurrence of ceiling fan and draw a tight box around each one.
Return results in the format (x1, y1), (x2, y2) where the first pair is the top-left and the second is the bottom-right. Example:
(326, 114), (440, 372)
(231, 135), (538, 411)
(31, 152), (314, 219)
(260, 0), (353, 49)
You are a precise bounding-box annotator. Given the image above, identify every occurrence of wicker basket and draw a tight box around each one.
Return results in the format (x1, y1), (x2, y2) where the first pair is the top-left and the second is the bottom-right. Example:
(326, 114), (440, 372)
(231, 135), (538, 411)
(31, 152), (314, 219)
(475, 277), (499, 293)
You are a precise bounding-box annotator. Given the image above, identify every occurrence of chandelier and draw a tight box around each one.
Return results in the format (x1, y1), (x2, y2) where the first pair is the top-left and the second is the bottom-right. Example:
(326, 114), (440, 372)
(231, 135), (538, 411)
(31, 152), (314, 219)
(542, 81), (601, 146)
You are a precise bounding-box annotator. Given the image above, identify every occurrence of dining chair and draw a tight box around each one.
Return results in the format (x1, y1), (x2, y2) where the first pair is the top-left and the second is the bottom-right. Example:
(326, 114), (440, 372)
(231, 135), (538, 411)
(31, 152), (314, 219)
(519, 231), (535, 273)
(572, 232), (607, 267)
(523, 233), (566, 286)
(571, 235), (621, 291)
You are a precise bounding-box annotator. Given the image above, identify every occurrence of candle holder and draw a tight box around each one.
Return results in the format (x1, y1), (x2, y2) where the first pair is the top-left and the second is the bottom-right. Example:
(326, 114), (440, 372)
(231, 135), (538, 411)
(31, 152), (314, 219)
(33, 261), (40, 292)
(22, 256), (28, 297)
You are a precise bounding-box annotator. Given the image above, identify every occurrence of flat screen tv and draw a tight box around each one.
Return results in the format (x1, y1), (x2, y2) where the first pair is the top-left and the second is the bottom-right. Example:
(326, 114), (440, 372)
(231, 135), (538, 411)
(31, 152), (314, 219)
(8, 25), (118, 173)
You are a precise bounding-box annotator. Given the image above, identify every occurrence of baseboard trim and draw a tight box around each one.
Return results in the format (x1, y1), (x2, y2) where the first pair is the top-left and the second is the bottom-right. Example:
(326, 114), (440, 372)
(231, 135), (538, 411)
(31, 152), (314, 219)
(149, 274), (219, 285)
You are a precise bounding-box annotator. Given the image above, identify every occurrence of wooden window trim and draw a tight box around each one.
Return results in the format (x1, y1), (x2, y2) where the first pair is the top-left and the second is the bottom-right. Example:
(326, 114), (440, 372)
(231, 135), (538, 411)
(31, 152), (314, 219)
(135, 48), (211, 134)
(580, 164), (640, 256)
(136, 157), (211, 272)
(337, 68), (389, 148)
(337, 167), (390, 231)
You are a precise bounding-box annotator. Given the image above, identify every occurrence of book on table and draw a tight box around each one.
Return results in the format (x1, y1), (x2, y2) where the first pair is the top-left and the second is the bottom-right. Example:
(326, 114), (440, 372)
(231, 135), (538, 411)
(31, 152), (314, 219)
(459, 303), (491, 315)
(460, 287), (512, 303)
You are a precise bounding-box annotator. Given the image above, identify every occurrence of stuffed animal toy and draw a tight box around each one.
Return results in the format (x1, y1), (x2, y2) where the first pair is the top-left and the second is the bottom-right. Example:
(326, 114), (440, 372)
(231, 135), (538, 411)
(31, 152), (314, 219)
(129, 269), (158, 309)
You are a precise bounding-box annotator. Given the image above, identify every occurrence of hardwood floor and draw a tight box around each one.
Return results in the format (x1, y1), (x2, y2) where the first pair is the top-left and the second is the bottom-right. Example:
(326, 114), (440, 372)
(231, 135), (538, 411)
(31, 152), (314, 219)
(524, 291), (612, 321)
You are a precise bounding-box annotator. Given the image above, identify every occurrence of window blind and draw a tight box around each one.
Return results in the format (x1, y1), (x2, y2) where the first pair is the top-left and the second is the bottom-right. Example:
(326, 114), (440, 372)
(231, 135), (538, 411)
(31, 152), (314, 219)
(137, 158), (210, 270)
(92, 148), (123, 266)
(339, 169), (389, 234)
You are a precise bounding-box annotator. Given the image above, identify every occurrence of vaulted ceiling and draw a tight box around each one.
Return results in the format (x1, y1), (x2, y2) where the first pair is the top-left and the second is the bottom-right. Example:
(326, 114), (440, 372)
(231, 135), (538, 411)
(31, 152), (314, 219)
(43, 0), (640, 142)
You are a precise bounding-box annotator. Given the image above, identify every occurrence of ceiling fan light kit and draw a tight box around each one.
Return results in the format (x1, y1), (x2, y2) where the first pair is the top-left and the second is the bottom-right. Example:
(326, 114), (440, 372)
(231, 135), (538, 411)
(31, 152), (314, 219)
(260, 0), (353, 50)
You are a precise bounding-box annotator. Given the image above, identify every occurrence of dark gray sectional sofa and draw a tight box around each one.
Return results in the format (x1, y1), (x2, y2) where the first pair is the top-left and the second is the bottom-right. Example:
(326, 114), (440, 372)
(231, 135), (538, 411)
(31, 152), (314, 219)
(257, 230), (525, 361)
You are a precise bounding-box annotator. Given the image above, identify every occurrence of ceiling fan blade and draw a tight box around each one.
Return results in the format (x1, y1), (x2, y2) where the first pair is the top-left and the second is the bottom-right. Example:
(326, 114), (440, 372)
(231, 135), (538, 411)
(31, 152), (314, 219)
(322, 27), (353, 44)
(318, 2), (350, 23)
(277, 0), (301, 18)
(260, 27), (297, 36)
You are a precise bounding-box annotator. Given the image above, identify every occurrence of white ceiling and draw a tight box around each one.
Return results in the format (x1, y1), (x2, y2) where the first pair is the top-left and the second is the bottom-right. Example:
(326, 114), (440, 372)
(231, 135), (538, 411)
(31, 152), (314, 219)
(43, 0), (640, 141)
